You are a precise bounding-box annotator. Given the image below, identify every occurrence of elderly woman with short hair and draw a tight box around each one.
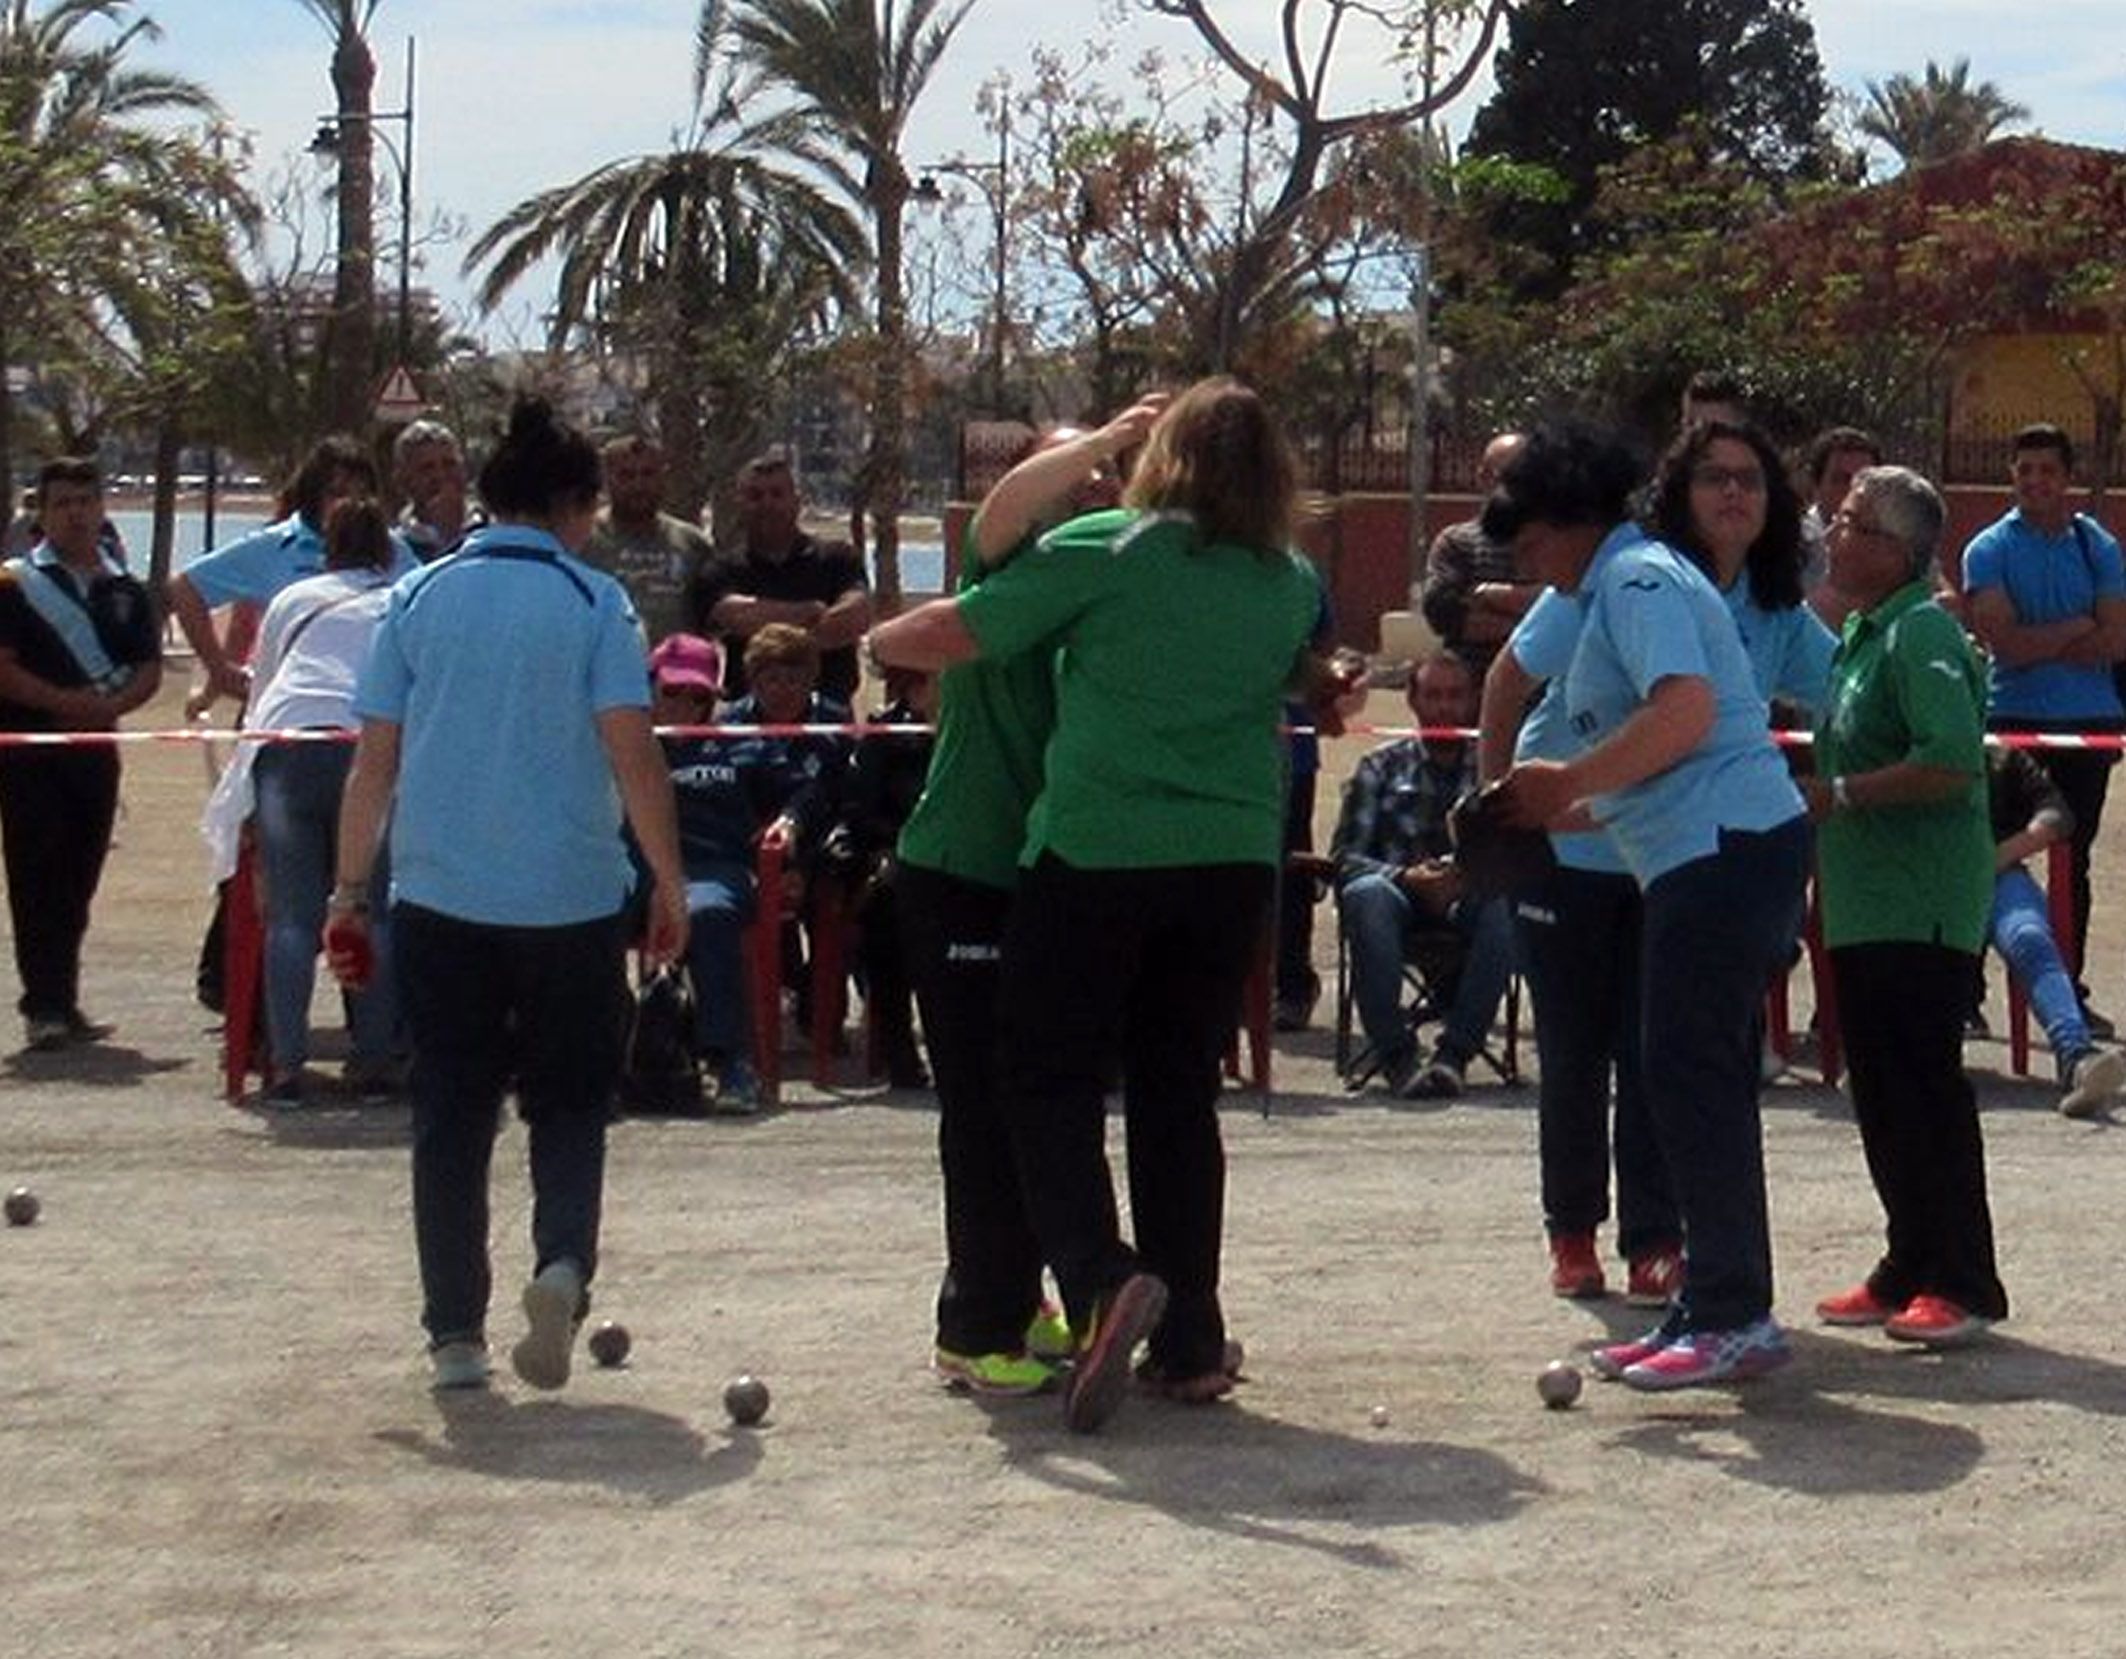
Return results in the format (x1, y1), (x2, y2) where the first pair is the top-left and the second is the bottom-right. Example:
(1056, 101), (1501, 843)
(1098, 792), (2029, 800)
(1804, 465), (2008, 1348)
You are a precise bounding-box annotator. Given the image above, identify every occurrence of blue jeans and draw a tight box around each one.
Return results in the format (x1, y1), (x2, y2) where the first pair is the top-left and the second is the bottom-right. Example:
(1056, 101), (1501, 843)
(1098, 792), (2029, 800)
(252, 742), (397, 1071)
(1514, 863), (1678, 1258)
(684, 864), (756, 1061)
(1990, 865), (2091, 1074)
(1338, 872), (1513, 1066)
(1638, 818), (1809, 1333)
(393, 903), (629, 1347)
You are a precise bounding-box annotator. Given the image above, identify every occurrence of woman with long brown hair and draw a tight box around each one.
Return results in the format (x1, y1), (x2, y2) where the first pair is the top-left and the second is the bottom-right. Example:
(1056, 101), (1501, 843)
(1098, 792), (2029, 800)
(870, 376), (1326, 1431)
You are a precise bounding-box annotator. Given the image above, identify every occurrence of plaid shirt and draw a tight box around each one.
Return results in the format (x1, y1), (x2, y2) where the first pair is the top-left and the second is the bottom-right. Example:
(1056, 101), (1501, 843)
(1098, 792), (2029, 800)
(1330, 737), (1478, 887)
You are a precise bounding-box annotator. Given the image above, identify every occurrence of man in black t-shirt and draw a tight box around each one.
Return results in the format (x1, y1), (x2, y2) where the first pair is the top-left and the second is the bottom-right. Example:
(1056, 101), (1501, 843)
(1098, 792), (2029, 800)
(0, 458), (163, 1049)
(692, 451), (871, 702)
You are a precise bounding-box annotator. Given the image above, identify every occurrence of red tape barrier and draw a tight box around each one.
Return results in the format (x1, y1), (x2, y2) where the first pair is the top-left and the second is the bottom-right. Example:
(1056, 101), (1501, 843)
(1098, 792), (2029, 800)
(1, 721), (2121, 750)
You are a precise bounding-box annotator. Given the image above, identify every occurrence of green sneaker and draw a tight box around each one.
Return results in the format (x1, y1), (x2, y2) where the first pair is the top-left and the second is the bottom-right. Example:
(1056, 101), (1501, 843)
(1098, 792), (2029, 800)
(1024, 1301), (1074, 1362)
(933, 1346), (1059, 1397)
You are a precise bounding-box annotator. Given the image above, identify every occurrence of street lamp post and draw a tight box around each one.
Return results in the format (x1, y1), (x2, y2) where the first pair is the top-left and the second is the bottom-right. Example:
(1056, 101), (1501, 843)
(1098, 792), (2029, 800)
(310, 35), (417, 365)
(914, 106), (1010, 415)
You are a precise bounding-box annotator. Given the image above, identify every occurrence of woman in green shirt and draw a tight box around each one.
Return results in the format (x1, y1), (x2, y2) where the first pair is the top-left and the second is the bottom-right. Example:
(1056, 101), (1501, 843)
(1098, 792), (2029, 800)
(1803, 464), (2007, 1348)
(870, 377), (1324, 1433)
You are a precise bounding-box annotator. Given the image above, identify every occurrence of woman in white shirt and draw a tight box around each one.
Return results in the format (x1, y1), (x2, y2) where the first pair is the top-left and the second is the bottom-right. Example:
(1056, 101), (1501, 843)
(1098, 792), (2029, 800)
(208, 497), (400, 1105)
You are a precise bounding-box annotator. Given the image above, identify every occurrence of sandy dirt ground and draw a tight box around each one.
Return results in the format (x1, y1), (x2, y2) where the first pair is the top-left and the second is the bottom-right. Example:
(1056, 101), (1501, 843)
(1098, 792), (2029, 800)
(6, 677), (2126, 1659)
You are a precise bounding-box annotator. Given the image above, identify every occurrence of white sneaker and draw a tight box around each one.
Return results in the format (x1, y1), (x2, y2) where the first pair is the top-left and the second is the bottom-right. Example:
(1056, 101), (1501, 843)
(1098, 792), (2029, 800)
(2060, 1047), (2126, 1119)
(511, 1259), (586, 1390)
(430, 1339), (491, 1391)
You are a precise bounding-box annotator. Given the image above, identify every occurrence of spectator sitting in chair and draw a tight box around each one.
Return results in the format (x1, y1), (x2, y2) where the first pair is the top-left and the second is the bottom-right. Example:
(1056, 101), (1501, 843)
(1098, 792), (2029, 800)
(650, 632), (769, 1114)
(717, 622), (853, 1028)
(834, 665), (937, 1089)
(1986, 744), (2126, 1118)
(1331, 651), (1513, 1099)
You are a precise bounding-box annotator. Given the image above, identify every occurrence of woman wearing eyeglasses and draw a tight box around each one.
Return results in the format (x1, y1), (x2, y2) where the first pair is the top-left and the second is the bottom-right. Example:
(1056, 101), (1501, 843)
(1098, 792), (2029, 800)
(1646, 420), (1837, 717)
(1802, 466), (2008, 1350)
(1491, 421), (1809, 1391)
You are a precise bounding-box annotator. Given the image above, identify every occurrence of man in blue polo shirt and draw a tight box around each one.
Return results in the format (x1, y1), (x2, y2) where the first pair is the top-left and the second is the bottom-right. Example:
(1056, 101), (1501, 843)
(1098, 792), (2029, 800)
(1962, 422), (2126, 1025)
(167, 435), (417, 710)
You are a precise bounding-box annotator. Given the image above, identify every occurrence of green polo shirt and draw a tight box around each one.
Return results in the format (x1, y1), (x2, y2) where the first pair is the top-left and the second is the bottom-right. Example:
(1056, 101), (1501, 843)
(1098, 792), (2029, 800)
(1813, 580), (1993, 952)
(958, 508), (1322, 870)
(895, 529), (1057, 891)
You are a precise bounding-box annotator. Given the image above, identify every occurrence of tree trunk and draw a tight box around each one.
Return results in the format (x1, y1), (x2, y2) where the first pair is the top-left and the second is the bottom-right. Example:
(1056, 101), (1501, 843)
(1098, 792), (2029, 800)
(328, 25), (379, 435)
(149, 415), (184, 593)
(869, 182), (908, 615)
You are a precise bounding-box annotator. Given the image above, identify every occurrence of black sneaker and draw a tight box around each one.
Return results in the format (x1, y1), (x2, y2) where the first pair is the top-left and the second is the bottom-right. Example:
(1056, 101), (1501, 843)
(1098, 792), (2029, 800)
(1404, 1051), (1465, 1100)
(1379, 1045), (1421, 1096)
(1064, 1272), (1169, 1434)
(2084, 1006), (2117, 1042)
(64, 1010), (114, 1044)
(23, 1016), (70, 1052)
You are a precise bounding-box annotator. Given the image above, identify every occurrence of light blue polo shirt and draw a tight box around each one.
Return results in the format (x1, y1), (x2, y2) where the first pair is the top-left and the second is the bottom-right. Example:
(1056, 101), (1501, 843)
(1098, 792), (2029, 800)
(186, 514), (417, 607)
(1508, 588), (1627, 876)
(1725, 579), (1837, 714)
(1962, 508), (2126, 722)
(353, 525), (651, 926)
(1560, 525), (1803, 886)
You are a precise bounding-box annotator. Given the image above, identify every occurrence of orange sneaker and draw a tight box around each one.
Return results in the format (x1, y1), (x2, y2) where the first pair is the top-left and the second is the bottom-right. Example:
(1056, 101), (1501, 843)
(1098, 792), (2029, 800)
(1625, 1247), (1683, 1307)
(1814, 1283), (1901, 1327)
(1884, 1294), (1992, 1348)
(1548, 1232), (1606, 1299)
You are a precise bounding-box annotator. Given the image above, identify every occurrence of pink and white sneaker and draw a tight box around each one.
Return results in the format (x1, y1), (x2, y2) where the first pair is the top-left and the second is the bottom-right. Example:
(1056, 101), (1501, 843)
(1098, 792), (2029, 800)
(1590, 1315), (1683, 1381)
(1620, 1317), (1792, 1391)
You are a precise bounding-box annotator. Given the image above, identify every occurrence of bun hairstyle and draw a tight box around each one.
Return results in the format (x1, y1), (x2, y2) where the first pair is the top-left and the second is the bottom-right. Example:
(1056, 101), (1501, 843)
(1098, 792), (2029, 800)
(323, 495), (395, 572)
(477, 396), (602, 520)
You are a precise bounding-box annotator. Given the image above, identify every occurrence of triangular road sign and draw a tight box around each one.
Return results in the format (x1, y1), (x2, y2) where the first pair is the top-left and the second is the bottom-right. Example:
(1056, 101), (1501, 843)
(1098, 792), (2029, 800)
(374, 364), (426, 423)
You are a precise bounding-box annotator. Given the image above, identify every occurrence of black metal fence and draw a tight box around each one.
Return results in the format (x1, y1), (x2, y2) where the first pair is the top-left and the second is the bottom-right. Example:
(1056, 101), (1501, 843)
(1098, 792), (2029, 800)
(954, 409), (2118, 505)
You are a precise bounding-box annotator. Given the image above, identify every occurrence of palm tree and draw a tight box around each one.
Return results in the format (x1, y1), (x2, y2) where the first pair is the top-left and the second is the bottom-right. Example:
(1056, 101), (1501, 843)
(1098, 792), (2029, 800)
(288, 0), (380, 433)
(0, 0), (226, 496)
(1859, 57), (2030, 172)
(721, 0), (976, 610)
(464, 31), (866, 517)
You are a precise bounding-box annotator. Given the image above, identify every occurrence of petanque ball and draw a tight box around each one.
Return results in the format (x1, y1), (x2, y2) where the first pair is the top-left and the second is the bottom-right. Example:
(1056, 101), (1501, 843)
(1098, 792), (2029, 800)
(724, 1373), (771, 1426)
(1369, 1403), (1391, 1429)
(1538, 1360), (1583, 1410)
(588, 1321), (631, 1368)
(4, 1187), (38, 1227)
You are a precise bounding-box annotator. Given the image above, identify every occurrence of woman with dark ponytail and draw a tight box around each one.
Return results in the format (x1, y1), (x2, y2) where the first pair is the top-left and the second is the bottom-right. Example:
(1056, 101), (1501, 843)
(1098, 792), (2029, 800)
(328, 396), (688, 1394)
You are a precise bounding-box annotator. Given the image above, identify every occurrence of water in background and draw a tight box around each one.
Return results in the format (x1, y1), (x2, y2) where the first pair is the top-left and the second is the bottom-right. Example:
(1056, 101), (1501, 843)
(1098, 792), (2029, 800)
(108, 509), (945, 592)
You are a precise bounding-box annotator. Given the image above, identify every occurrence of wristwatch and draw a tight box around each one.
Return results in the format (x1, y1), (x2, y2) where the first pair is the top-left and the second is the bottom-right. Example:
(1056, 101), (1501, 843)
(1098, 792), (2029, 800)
(327, 884), (370, 915)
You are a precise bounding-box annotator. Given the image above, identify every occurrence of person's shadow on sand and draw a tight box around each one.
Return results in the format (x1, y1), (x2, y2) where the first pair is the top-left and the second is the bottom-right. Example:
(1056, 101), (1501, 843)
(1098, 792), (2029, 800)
(375, 1388), (760, 1504)
(1590, 1325), (2126, 1495)
(985, 1396), (1542, 1567)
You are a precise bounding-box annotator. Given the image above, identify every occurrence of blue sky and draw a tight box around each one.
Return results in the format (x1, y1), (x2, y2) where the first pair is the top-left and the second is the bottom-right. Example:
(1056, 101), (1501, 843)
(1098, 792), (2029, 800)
(143, 1), (2126, 338)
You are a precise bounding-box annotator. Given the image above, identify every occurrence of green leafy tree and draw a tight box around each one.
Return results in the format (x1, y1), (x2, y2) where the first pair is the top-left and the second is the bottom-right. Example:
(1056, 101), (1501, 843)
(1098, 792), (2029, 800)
(465, 18), (866, 518)
(1466, 0), (1838, 295)
(0, 0), (230, 498)
(722, 0), (976, 610)
(1858, 58), (2030, 174)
